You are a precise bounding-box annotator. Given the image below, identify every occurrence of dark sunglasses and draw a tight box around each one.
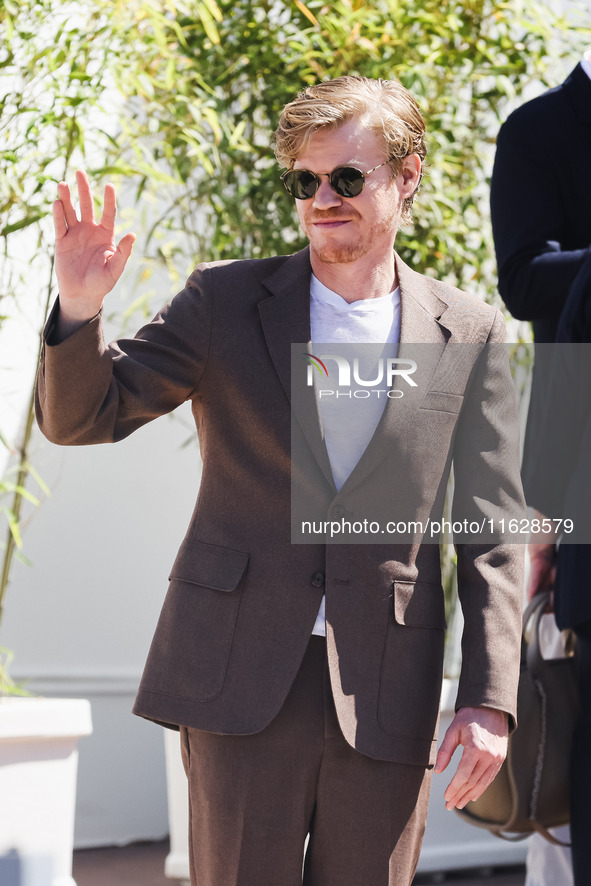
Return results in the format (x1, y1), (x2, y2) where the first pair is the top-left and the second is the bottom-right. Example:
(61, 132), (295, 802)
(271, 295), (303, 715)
(280, 162), (390, 200)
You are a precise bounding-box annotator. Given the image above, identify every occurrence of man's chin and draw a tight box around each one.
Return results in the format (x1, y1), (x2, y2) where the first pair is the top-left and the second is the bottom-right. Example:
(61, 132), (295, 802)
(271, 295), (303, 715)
(310, 241), (365, 264)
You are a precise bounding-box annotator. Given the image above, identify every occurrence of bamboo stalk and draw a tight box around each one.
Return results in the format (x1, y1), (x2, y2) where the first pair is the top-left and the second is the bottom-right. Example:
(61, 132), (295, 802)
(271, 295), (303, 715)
(0, 253), (55, 643)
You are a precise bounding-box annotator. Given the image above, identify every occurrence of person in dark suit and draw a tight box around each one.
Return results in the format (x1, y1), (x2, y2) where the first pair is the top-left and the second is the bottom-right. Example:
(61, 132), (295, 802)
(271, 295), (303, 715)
(490, 56), (591, 493)
(525, 253), (591, 886)
(36, 77), (525, 886)
(491, 55), (591, 886)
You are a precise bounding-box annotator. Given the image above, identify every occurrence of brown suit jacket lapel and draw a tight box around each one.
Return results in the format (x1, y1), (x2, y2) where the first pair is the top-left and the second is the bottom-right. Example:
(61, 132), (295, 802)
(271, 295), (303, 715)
(258, 247), (335, 489)
(338, 254), (453, 497)
(257, 247), (477, 498)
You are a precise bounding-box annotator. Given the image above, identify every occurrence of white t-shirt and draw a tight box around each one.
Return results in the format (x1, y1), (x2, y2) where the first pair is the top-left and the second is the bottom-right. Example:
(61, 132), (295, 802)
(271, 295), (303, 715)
(309, 274), (401, 636)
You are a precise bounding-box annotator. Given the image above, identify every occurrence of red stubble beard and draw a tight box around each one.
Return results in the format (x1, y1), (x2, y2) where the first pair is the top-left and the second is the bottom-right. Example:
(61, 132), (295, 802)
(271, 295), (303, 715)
(302, 207), (399, 265)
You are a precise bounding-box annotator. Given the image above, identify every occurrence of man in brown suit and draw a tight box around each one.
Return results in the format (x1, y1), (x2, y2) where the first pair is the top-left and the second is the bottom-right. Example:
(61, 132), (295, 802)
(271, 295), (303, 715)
(36, 77), (525, 885)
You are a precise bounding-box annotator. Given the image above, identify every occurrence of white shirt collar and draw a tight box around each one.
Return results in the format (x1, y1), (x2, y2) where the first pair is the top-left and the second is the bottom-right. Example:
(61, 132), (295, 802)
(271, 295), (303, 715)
(310, 274), (399, 312)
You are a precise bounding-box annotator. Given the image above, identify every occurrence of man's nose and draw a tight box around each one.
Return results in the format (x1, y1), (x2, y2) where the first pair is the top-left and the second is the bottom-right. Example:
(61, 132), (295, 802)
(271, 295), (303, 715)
(312, 177), (342, 210)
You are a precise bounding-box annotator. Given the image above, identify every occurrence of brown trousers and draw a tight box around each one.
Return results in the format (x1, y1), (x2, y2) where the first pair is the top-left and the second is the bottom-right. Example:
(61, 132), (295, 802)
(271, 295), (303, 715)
(180, 636), (432, 886)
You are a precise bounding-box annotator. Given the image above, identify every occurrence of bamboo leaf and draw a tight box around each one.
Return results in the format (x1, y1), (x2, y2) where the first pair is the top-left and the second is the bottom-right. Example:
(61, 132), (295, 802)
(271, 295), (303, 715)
(1, 213), (44, 237)
(2, 484), (40, 506)
(0, 430), (14, 453)
(21, 463), (51, 498)
(202, 107), (223, 145)
(198, 4), (221, 45)
(0, 508), (23, 548)
(294, 0), (319, 27)
(203, 0), (223, 24)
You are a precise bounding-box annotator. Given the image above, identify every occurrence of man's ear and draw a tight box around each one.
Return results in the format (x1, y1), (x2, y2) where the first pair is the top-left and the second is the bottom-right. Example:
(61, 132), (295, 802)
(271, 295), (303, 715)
(400, 153), (422, 196)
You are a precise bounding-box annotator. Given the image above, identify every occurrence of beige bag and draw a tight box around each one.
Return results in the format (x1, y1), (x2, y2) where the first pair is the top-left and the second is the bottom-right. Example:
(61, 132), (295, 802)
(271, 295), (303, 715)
(455, 591), (580, 846)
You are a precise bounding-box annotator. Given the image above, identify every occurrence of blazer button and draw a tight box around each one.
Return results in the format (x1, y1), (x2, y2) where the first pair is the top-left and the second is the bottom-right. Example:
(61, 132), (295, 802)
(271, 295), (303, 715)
(331, 505), (345, 519)
(310, 572), (325, 588)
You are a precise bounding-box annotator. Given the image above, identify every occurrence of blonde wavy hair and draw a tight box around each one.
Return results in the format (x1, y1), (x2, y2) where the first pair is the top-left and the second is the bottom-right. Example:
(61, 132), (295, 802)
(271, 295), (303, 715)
(274, 76), (426, 224)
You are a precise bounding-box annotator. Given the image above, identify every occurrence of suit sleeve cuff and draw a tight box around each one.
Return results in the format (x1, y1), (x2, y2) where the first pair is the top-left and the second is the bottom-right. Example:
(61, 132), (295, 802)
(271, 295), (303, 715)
(44, 296), (102, 346)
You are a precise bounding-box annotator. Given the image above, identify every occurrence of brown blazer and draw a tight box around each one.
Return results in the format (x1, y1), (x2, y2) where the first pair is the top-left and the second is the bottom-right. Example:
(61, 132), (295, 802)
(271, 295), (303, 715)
(35, 247), (525, 767)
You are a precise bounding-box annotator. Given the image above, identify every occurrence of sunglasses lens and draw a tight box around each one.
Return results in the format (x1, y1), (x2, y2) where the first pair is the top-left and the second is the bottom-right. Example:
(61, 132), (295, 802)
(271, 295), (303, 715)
(282, 166), (368, 199)
(331, 167), (365, 197)
(283, 170), (319, 199)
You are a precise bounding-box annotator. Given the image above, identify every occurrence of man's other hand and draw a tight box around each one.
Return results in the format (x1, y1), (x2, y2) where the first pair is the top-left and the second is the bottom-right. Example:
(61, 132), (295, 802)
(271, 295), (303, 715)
(526, 542), (556, 603)
(53, 169), (136, 328)
(526, 510), (557, 604)
(434, 706), (509, 810)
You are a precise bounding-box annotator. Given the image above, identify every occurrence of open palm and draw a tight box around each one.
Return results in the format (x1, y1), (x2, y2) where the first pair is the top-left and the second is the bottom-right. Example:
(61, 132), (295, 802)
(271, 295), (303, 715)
(53, 169), (136, 322)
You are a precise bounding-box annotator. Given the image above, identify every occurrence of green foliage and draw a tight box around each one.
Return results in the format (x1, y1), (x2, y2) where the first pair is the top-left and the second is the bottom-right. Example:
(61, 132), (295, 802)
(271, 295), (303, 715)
(99, 0), (585, 302)
(0, 0), (130, 686)
(0, 0), (237, 687)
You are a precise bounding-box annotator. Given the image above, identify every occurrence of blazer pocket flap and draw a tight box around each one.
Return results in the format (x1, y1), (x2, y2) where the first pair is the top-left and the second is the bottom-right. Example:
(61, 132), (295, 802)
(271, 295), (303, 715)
(420, 391), (464, 414)
(393, 581), (446, 628)
(169, 539), (249, 591)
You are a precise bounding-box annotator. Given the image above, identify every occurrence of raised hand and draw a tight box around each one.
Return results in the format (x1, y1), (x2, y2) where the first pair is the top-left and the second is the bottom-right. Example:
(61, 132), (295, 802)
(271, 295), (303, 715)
(53, 169), (136, 325)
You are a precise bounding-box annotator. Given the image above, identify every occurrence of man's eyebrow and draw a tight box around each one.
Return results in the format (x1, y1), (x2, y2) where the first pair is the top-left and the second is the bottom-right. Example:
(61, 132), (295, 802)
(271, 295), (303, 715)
(299, 159), (374, 169)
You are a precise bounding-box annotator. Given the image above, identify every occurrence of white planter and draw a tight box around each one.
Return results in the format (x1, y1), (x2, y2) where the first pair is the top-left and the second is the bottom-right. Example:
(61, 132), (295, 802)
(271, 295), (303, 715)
(0, 697), (93, 886)
(164, 682), (528, 881)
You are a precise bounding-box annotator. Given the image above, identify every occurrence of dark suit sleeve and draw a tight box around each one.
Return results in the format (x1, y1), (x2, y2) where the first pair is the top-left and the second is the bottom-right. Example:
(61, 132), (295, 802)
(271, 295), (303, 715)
(490, 113), (589, 324)
(35, 264), (213, 445)
(524, 252), (591, 524)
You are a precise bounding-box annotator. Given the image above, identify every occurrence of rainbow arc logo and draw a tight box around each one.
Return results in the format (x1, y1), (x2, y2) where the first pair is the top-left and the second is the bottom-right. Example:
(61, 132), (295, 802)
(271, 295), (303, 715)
(303, 353), (329, 377)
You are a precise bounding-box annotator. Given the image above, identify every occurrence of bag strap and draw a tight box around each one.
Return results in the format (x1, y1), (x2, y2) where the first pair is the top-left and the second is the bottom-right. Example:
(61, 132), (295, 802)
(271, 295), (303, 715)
(521, 592), (573, 847)
(491, 831), (529, 843)
(492, 825), (571, 847)
(531, 821), (572, 847)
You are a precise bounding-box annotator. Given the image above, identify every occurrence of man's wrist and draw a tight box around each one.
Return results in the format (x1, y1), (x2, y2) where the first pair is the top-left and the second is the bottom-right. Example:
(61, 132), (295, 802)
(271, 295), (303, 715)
(53, 297), (100, 342)
(457, 705), (509, 734)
